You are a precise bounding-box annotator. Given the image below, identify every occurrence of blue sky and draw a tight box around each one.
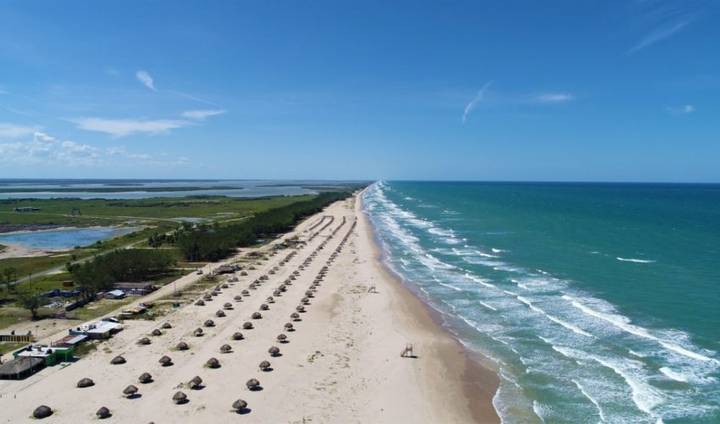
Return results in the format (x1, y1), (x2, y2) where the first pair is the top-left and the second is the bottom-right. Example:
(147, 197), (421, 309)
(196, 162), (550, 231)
(0, 0), (718, 182)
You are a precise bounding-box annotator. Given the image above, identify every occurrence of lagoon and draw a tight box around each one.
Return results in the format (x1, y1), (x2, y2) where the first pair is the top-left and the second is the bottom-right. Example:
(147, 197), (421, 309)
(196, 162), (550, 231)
(0, 227), (139, 250)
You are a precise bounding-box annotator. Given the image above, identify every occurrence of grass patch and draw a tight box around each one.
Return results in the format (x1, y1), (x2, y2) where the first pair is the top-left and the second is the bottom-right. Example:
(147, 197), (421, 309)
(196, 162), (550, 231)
(0, 342), (26, 356)
(67, 297), (136, 322)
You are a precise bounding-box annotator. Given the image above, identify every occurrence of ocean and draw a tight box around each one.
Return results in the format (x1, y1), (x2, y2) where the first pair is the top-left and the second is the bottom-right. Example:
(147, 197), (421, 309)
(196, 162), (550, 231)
(363, 181), (720, 424)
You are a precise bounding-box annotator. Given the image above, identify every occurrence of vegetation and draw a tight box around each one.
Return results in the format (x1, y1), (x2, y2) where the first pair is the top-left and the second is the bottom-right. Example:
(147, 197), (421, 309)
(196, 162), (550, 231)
(69, 249), (176, 300)
(0, 195), (317, 227)
(176, 191), (351, 261)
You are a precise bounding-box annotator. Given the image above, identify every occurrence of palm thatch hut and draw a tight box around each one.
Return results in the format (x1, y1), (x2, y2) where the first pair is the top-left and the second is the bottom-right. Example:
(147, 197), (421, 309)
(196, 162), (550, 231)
(260, 304), (269, 311)
(159, 355), (173, 367)
(77, 377), (94, 388)
(189, 375), (203, 389)
(273, 290), (282, 297)
(301, 297), (310, 305)
(232, 399), (248, 413)
(173, 391), (188, 404)
(259, 360), (271, 371)
(123, 384), (139, 398)
(232, 332), (244, 341)
(266, 296), (274, 303)
(241, 290), (250, 296)
(96, 406), (111, 419)
(296, 305), (305, 313)
(176, 341), (190, 351)
(290, 312), (300, 321)
(151, 329), (163, 336)
(195, 299), (205, 306)
(268, 346), (280, 357)
(251, 312), (262, 320)
(205, 357), (220, 369)
(234, 295), (243, 302)
(110, 355), (126, 365)
(138, 337), (151, 345)
(223, 302), (233, 310)
(216, 310), (226, 318)
(204, 319), (215, 327)
(242, 322), (253, 330)
(161, 322), (172, 329)
(219, 344), (232, 354)
(284, 322), (294, 331)
(33, 405), (53, 419)
(246, 378), (261, 391)
(277, 333), (288, 343)
(240, 271), (248, 276)
(138, 372), (153, 384)
(193, 328), (204, 337)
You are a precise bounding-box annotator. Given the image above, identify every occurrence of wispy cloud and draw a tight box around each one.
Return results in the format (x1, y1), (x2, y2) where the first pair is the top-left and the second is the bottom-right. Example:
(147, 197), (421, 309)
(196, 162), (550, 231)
(181, 109), (226, 120)
(462, 81), (493, 124)
(69, 117), (192, 137)
(0, 123), (40, 138)
(666, 104), (695, 115)
(168, 90), (219, 106)
(136, 70), (157, 91)
(628, 20), (691, 54)
(534, 93), (575, 104)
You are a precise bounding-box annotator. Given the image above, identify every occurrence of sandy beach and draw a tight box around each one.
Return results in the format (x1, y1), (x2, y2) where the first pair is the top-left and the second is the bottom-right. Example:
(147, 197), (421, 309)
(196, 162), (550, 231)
(0, 193), (499, 423)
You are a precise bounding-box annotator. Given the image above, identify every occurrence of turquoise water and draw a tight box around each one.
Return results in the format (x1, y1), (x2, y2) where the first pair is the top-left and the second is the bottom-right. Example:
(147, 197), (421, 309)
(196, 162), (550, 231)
(363, 181), (720, 424)
(0, 227), (138, 250)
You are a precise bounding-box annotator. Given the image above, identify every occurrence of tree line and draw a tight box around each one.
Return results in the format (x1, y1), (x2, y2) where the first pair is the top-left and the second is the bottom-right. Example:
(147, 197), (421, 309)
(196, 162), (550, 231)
(68, 249), (176, 300)
(175, 191), (351, 261)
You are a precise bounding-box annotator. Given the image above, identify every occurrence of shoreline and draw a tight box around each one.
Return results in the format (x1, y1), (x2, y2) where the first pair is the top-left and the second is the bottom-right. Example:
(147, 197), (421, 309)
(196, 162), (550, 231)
(358, 190), (501, 423)
(0, 194), (500, 422)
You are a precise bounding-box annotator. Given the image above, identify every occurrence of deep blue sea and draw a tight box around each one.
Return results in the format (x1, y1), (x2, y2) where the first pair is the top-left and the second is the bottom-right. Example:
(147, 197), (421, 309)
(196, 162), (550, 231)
(363, 181), (720, 424)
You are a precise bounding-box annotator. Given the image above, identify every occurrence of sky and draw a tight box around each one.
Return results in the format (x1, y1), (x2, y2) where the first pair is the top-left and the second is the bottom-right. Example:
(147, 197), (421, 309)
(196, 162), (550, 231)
(0, 0), (718, 182)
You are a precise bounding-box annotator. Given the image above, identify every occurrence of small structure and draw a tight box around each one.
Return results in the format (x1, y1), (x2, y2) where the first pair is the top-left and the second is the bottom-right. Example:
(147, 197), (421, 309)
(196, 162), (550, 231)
(52, 334), (87, 348)
(0, 357), (45, 380)
(14, 207), (40, 212)
(113, 282), (156, 296)
(400, 343), (415, 358)
(15, 344), (74, 365)
(104, 290), (126, 300)
(69, 320), (123, 340)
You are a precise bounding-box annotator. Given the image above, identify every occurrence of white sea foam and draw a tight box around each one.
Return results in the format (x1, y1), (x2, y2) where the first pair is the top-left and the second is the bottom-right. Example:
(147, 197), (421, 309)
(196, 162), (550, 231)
(659, 367), (688, 383)
(617, 257), (656, 264)
(573, 379), (607, 422)
(438, 282), (463, 292)
(563, 295), (718, 364)
(517, 296), (593, 338)
(479, 301), (497, 311)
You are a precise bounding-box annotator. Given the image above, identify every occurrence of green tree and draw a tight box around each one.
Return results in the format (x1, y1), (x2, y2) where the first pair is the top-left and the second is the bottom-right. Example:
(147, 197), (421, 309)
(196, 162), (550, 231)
(17, 288), (43, 320)
(1, 267), (18, 293)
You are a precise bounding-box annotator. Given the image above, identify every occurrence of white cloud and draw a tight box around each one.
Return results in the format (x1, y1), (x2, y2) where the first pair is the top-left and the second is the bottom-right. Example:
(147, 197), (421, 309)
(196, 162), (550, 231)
(0, 130), (187, 167)
(0, 123), (40, 138)
(181, 109), (226, 120)
(69, 117), (192, 137)
(666, 104), (695, 115)
(462, 81), (493, 124)
(534, 93), (575, 104)
(136, 70), (157, 91)
(629, 20), (690, 54)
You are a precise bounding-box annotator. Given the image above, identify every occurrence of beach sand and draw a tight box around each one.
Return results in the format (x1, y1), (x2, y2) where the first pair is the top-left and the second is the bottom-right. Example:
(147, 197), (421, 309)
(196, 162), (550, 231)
(0, 193), (499, 423)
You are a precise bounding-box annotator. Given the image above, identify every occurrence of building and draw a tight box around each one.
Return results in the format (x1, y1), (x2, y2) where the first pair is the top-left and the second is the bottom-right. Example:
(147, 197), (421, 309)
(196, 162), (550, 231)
(14, 344), (74, 366)
(0, 357), (45, 380)
(69, 319), (123, 340)
(113, 282), (156, 295)
(13, 207), (40, 212)
(52, 334), (88, 348)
